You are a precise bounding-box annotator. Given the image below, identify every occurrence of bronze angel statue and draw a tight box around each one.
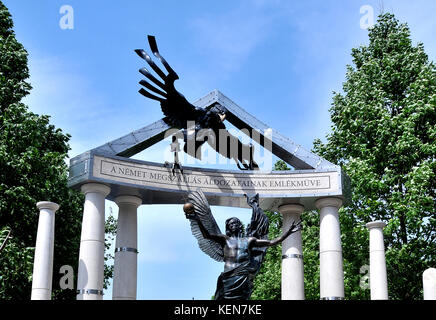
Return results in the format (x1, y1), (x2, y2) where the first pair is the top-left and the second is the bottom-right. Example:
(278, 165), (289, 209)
(135, 35), (258, 170)
(183, 189), (302, 300)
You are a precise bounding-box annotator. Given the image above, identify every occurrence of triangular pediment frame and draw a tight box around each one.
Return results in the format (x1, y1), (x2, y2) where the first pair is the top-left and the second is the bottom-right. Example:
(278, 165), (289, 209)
(90, 89), (338, 171)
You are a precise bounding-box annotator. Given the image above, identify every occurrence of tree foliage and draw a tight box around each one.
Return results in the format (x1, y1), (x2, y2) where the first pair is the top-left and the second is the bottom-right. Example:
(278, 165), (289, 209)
(0, 1), (115, 299)
(253, 14), (435, 300)
(251, 160), (322, 300)
(313, 13), (435, 300)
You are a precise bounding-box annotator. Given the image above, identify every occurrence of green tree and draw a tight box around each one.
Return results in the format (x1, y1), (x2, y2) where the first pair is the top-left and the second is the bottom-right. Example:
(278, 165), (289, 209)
(313, 13), (435, 300)
(0, 1), (116, 299)
(252, 14), (435, 300)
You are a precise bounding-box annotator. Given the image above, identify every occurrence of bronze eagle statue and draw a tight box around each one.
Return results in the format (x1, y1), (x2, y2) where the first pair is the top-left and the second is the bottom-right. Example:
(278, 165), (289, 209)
(135, 35), (258, 170)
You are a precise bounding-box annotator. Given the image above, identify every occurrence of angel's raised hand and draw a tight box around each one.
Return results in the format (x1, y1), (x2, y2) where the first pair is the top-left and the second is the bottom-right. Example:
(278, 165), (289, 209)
(290, 220), (303, 232)
(183, 202), (198, 220)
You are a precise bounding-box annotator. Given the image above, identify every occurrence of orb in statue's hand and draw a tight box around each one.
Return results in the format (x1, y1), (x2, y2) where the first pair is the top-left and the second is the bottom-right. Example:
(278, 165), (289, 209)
(183, 202), (195, 216)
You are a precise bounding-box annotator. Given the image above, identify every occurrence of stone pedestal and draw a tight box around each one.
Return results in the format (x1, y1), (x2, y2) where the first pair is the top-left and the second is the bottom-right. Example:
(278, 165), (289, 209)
(315, 197), (344, 300)
(76, 183), (110, 300)
(423, 268), (436, 300)
(366, 221), (388, 300)
(31, 201), (60, 300)
(279, 204), (305, 300)
(112, 195), (142, 300)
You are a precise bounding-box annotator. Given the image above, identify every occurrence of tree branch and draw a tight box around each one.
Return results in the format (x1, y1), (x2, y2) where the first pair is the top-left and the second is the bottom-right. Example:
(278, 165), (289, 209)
(0, 229), (12, 254)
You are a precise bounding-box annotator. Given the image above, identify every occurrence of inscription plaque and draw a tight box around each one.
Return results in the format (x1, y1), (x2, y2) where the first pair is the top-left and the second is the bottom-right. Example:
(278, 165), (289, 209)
(93, 155), (339, 196)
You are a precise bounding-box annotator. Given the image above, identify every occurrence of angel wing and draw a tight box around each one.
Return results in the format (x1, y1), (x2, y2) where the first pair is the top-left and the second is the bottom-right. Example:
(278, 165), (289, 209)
(187, 189), (224, 262)
(135, 35), (204, 128)
(245, 194), (270, 275)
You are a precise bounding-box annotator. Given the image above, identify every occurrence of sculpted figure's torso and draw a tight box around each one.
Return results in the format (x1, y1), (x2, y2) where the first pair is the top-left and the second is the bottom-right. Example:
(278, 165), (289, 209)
(223, 237), (252, 271)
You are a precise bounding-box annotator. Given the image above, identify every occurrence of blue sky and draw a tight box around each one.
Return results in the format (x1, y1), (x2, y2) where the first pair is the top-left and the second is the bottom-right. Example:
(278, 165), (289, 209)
(4, 0), (436, 299)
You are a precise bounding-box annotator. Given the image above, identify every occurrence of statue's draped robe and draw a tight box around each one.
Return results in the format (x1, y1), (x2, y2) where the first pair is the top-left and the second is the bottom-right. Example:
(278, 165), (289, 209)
(214, 260), (252, 300)
(214, 238), (263, 300)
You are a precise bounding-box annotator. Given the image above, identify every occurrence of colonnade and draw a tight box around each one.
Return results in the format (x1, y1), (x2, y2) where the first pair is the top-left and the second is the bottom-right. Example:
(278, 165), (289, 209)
(76, 184), (141, 300)
(31, 182), (434, 300)
(74, 183), (347, 300)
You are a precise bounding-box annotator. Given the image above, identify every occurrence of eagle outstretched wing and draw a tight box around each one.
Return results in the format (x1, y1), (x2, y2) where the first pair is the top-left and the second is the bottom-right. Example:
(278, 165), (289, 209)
(135, 35), (259, 170)
(135, 35), (203, 128)
(187, 189), (224, 262)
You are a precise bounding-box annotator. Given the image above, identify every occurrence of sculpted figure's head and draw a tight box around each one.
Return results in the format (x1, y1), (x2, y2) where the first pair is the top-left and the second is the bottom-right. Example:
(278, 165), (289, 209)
(225, 217), (244, 237)
(209, 103), (226, 122)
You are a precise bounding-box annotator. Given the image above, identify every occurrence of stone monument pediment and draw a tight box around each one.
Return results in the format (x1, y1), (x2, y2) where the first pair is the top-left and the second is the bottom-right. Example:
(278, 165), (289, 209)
(68, 90), (350, 210)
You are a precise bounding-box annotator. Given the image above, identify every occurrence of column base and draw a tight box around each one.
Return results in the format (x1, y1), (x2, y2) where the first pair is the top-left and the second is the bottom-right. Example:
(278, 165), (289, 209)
(76, 289), (104, 300)
(320, 296), (345, 300)
(31, 288), (51, 300)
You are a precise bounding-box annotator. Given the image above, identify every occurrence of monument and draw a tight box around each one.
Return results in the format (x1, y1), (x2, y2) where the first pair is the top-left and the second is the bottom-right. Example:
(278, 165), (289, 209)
(66, 35), (351, 300)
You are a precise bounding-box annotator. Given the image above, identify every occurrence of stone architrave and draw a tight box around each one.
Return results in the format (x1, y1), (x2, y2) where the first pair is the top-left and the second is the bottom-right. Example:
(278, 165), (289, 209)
(31, 201), (60, 300)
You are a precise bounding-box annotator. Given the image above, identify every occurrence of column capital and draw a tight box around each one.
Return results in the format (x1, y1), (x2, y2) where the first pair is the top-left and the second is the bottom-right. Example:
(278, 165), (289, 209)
(423, 268), (436, 300)
(36, 201), (60, 212)
(278, 203), (304, 215)
(114, 195), (142, 207)
(366, 221), (387, 230)
(423, 268), (436, 280)
(315, 197), (343, 210)
(81, 183), (111, 197)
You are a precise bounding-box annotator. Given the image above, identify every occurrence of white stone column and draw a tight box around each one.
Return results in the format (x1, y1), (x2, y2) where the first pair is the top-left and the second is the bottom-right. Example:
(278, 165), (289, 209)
(76, 183), (110, 300)
(423, 268), (436, 300)
(366, 221), (388, 300)
(31, 201), (60, 300)
(315, 197), (344, 300)
(112, 195), (142, 300)
(279, 204), (305, 300)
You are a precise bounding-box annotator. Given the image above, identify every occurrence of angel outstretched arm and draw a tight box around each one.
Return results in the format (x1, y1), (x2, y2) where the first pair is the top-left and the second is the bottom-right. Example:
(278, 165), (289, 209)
(251, 220), (302, 248)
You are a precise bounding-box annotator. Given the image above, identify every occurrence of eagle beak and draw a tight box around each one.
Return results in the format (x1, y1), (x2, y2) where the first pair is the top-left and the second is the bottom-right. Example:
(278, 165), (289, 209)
(219, 113), (226, 122)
